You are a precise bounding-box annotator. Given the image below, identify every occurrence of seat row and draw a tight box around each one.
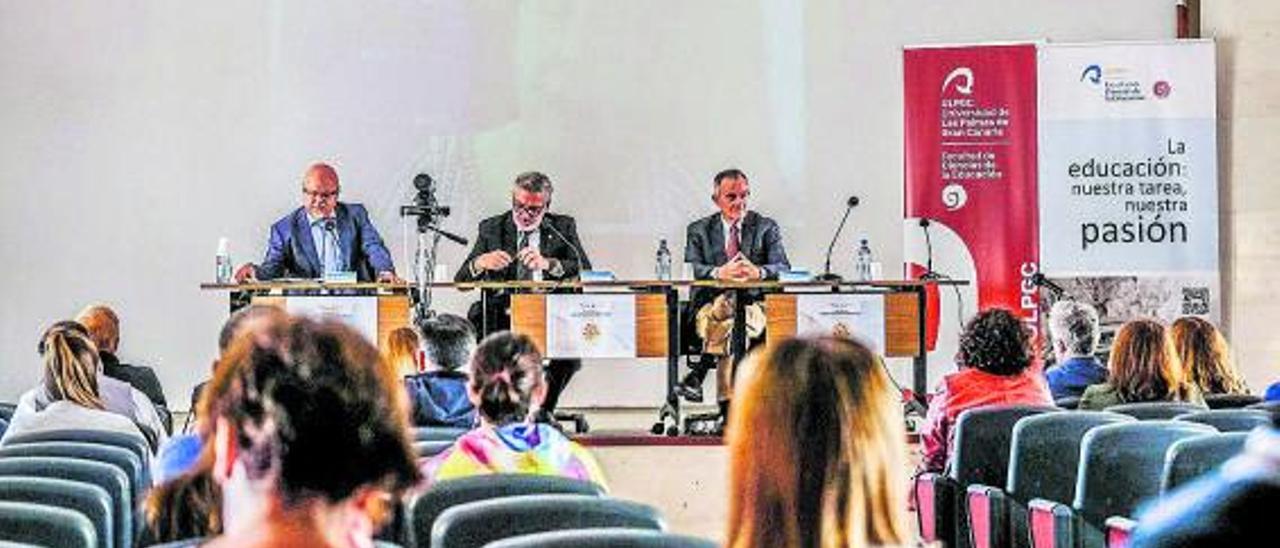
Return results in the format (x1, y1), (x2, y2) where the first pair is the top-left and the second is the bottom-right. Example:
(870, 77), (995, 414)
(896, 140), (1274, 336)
(915, 403), (1269, 548)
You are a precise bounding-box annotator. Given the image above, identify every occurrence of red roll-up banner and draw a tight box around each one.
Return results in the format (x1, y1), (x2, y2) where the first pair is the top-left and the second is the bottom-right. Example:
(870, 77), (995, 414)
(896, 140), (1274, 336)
(903, 44), (1041, 345)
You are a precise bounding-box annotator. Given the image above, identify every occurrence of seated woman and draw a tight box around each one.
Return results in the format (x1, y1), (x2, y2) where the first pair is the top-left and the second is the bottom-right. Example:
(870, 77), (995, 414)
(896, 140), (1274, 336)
(399, 314), (477, 428)
(919, 308), (1052, 473)
(1080, 318), (1205, 409)
(725, 336), (909, 547)
(1, 323), (149, 448)
(421, 331), (606, 488)
(203, 317), (420, 548)
(1170, 316), (1250, 397)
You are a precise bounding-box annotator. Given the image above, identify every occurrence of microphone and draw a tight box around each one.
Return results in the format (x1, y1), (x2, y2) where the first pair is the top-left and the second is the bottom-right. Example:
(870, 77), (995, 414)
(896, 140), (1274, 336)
(1031, 273), (1067, 299)
(917, 218), (942, 281)
(542, 222), (589, 280)
(819, 196), (860, 281)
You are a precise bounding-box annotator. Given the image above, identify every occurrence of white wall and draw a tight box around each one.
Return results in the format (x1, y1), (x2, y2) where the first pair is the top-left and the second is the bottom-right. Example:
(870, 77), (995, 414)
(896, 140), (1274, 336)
(0, 0), (1177, 407)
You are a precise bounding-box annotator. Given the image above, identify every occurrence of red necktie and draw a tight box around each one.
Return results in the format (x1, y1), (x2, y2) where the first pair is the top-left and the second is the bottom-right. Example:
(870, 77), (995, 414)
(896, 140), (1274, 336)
(726, 223), (740, 259)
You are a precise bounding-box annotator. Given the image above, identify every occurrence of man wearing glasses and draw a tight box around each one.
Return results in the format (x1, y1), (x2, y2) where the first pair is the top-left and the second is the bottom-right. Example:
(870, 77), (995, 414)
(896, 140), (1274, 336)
(235, 163), (399, 283)
(455, 171), (591, 417)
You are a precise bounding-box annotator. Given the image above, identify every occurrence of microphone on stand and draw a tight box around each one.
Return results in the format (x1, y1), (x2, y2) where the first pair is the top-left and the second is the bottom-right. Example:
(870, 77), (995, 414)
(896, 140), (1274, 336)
(1031, 273), (1067, 300)
(917, 218), (944, 281)
(543, 222), (590, 280)
(819, 196), (860, 281)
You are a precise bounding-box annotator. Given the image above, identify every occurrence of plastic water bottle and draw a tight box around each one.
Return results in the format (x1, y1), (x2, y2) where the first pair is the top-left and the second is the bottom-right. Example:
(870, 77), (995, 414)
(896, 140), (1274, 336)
(215, 237), (233, 284)
(655, 239), (673, 281)
(855, 237), (873, 281)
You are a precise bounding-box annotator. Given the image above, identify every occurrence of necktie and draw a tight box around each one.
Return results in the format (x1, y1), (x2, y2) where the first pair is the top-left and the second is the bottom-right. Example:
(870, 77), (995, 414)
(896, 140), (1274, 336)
(516, 231), (530, 280)
(725, 222), (740, 260)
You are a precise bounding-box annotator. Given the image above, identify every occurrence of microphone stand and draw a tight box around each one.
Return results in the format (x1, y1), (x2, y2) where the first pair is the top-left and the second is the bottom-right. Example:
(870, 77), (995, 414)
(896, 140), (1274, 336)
(410, 223), (469, 322)
(819, 201), (856, 282)
(918, 219), (945, 281)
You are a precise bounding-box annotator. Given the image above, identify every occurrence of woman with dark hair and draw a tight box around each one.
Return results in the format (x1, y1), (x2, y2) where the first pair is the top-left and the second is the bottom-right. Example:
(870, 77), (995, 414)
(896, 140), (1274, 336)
(1, 323), (148, 446)
(1080, 319), (1204, 409)
(421, 331), (606, 488)
(919, 308), (1053, 473)
(726, 337), (908, 547)
(1170, 316), (1249, 396)
(202, 317), (420, 548)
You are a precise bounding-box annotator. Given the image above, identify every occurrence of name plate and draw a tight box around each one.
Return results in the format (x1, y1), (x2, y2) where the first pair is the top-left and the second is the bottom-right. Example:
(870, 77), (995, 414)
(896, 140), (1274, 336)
(545, 294), (637, 359)
(285, 296), (379, 344)
(795, 293), (886, 352)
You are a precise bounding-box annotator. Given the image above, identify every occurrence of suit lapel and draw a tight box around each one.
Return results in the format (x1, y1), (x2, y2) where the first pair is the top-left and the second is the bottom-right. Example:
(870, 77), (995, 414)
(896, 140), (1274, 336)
(707, 214), (727, 266)
(501, 213), (519, 279)
(739, 212), (758, 260)
(293, 209), (322, 277)
(335, 204), (355, 269)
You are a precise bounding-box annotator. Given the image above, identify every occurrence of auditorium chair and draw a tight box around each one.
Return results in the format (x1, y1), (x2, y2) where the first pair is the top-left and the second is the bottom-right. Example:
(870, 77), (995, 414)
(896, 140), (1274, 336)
(968, 411), (1134, 548)
(1104, 401), (1207, 420)
(1160, 432), (1248, 492)
(1103, 516), (1137, 548)
(1204, 393), (1262, 409)
(0, 401), (15, 421)
(413, 426), (469, 442)
(0, 456), (133, 548)
(3, 429), (150, 481)
(0, 417), (7, 439)
(486, 528), (718, 548)
(1245, 400), (1280, 417)
(914, 404), (1056, 548)
(430, 494), (664, 548)
(412, 440), (453, 458)
(0, 476), (113, 548)
(0, 441), (147, 505)
(1027, 421), (1215, 548)
(0, 500), (97, 548)
(404, 474), (606, 548)
(1174, 409), (1270, 433)
(1054, 396), (1081, 410)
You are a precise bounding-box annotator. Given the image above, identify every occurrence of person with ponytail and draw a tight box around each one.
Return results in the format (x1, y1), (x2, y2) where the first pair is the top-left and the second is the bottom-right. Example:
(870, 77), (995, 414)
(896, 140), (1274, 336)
(1, 322), (148, 446)
(420, 331), (607, 489)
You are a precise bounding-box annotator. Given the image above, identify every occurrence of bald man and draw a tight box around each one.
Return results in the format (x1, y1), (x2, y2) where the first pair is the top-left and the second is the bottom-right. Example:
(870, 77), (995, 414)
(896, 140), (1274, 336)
(236, 163), (400, 283)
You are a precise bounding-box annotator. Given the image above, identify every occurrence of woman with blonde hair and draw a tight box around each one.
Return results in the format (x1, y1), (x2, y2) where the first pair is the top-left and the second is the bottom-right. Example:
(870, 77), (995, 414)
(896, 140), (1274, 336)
(383, 325), (422, 378)
(1170, 316), (1249, 396)
(1080, 318), (1204, 409)
(1, 322), (147, 446)
(726, 337), (909, 548)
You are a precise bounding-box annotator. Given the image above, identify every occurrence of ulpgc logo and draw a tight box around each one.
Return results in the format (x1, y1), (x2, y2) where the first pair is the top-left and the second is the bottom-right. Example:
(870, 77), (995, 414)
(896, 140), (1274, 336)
(1080, 64), (1103, 85)
(942, 67), (974, 95)
(1153, 80), (1172, 99)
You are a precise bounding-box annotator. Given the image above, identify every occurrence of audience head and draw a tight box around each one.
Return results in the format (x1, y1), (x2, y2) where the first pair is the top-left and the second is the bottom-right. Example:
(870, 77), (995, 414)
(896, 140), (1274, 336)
(384, 326), (421, 378)
(38, 322), (104, 410)
(957, 308), (1034, 376)
(1108, 318), (1191, 402)
(75, 304), (120, 354)
(467, 331), (546, 425)
(726, 337), (908, 548)
(217, 304), (288, 357)
(712, 168), (750, 223)
(205, 317), (419, 526)
(418, 313), (476, 373)
(1170, 316), (1248, 396)
(511, 171), (553, 230)
(1048, 300), (1100, 360)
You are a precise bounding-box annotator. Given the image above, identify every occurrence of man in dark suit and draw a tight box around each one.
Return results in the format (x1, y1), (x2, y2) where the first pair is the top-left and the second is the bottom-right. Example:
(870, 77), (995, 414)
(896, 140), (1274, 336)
(235, 163), (400, 283)
(75, 304), (168, 408)
(455, 171), (591, 416)
(677, 168), (790, 413)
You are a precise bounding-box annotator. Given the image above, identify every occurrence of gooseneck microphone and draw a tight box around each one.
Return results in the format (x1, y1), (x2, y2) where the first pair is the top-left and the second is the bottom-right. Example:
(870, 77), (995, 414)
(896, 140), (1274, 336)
(819, 196), (860, 281)
(542, 222), (589, 280)
(1031, 273), (1067, 300)
(918, 218), (943, 281)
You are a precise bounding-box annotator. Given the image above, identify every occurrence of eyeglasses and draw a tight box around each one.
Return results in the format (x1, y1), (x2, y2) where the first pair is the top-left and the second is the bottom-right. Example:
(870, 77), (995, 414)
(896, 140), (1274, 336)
(512, 200), (546, 215)
(304, 188), (340, 200)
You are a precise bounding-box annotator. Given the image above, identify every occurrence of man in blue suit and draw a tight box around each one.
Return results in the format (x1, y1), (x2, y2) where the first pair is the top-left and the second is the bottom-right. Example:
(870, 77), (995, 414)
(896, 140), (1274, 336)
(235, 163), (400, 283)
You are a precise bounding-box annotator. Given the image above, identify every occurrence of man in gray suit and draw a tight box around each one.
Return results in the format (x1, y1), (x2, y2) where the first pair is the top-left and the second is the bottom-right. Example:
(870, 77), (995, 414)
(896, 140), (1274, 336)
(677, 168), (789, 414)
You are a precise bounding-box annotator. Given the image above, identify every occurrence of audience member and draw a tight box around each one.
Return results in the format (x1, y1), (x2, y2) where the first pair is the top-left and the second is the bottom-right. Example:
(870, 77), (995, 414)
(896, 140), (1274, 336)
(725, 337), (908, 547)
(403, 314), (477, 428)
(1044, 300), (1109, 400)
(0, 324), (149, 448)
(76, 304), (168, 408)
(1267, 381), (1280, 402)
(1170, 316), (1250, 396)
(384, 326), (422, 378)
(1079, 319), (1205, 410)
(202, 317), (420, 548)
(1129, 414), (1280, 546)
(919, 308), (1052, 473)
(421, 331), (606, 488)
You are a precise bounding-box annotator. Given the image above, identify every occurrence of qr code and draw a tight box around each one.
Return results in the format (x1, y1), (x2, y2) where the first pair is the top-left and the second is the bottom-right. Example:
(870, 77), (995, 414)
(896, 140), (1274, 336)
(1182, 287), (1210, 315)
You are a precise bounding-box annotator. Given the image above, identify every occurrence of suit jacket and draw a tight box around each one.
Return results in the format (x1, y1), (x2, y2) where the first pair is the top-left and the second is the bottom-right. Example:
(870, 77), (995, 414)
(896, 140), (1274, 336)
(257, 202), (395, 282)
(684, 210), (790, 311)
(454, 212), (591, 283)
(100, 352), (167, 408)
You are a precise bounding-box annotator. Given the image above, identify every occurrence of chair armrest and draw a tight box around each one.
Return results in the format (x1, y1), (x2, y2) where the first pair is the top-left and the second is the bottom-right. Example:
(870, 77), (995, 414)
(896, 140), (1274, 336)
(914, 472), (958, 545)
(1028, 498), (1076, 548)
(1105, 516), (1137, 548)
(966, 484), (1008, 548)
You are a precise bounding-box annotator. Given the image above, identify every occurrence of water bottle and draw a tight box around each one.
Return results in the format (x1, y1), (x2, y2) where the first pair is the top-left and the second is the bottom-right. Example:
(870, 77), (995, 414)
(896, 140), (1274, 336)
(215, 237), (233, 284)
(855, 237), (873, 281)
(655, 239), (673, 281)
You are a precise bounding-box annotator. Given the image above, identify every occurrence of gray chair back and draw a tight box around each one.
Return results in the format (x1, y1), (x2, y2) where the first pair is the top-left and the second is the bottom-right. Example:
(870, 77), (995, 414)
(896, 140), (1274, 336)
(4, 429), (150, 480)
(0, 476), (113, 548)
(1175, 409), (1271, 433)
(0, 441), (147, 503)
(406, 474), (605, 548)
(1204, 393), (1262, 409)
(1161, 432), (1248, 492)
(1105, 401), (1207, 420)
(413, 426), (469, 442)
(0, 402), (15, 421)
(0, 456), (132, 548)
(486, 528), (717, 548)
(0, 499), (97, 548)
(431, 494), (663, 548)
(1074, 421), (1216, 526)
(412, 440), (453, 458)
(1245, 400), (1280, 416)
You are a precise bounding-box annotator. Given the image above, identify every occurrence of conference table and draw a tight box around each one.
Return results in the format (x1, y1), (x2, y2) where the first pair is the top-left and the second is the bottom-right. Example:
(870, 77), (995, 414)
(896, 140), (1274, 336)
(202, 278), (967, 434)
